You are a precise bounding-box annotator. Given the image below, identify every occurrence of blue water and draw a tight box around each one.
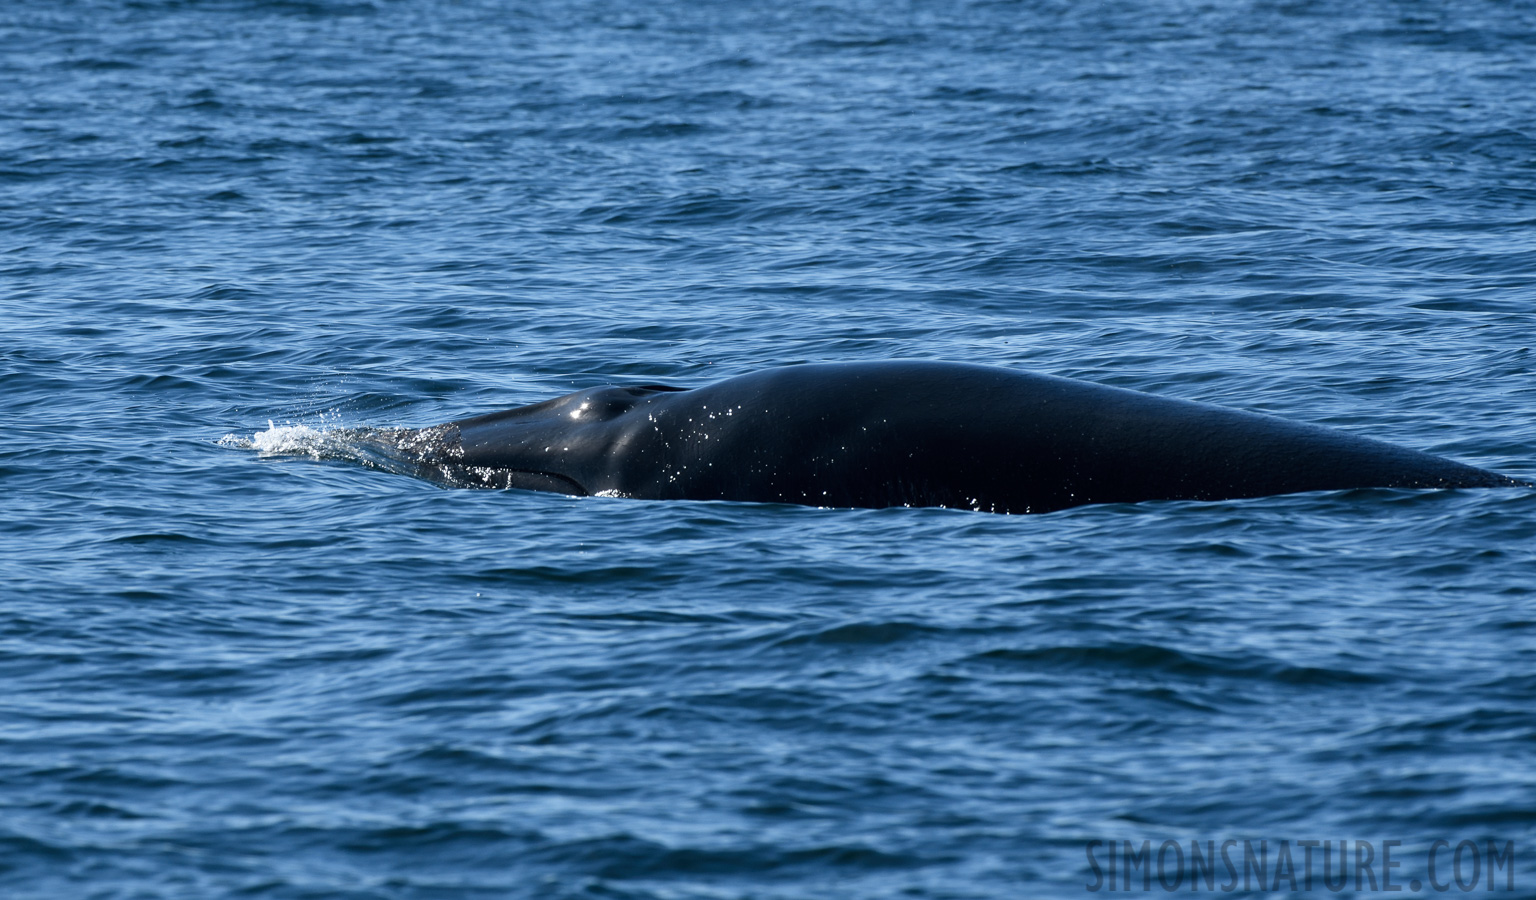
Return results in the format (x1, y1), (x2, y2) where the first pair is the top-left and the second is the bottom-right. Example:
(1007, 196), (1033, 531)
(5, 1), (1536, 896)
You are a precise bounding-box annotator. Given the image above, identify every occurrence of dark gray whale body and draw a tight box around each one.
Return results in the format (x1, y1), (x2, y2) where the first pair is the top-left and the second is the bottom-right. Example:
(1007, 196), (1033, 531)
(389, 361), (1525, 514)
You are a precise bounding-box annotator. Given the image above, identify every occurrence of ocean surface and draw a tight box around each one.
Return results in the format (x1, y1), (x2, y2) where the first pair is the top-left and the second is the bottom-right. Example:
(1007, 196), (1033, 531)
(4, 1), (1536, 897)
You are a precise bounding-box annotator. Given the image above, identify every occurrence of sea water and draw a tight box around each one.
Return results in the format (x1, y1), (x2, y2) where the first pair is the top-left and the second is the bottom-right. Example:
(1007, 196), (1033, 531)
(3, 1), (1535, 896)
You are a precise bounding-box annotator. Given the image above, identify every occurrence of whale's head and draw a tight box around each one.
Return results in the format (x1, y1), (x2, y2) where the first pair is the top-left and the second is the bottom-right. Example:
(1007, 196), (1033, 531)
(533, 384), (689, 425)
(398, 383), (691, 493)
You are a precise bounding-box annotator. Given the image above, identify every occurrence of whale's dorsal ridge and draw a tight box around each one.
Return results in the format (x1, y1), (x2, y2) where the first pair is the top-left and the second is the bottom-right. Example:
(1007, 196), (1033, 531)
(382, 362), (1525, 513)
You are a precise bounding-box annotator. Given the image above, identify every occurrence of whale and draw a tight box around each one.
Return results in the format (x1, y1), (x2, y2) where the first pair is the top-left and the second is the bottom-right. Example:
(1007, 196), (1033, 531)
(370, 361), (1527, 514)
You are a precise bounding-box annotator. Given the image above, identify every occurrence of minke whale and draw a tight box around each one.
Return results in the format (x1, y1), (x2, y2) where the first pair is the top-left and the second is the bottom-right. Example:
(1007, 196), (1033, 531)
(369, 361), (1527, 514)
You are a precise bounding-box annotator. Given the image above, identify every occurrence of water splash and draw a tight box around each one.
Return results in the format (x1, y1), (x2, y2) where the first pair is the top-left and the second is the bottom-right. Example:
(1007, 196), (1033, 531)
(220, 419), (475, 486)
(218, 420), (345, 454)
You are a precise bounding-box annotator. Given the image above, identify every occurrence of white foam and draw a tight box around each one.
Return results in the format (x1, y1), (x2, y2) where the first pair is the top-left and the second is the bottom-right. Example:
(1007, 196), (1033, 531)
(220, 420), (341, 455)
